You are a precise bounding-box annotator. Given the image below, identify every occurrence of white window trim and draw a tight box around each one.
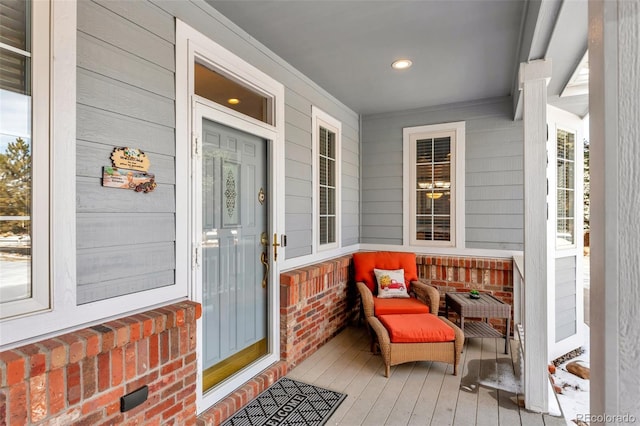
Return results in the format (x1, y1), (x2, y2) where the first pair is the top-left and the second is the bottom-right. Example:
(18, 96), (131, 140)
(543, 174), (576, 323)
(553, 125), (579, 251)
(312, 107), (342, 253)
(403, 122), (465, 249)
(1, 1), (187, 349)
(1, 0), (51, 320)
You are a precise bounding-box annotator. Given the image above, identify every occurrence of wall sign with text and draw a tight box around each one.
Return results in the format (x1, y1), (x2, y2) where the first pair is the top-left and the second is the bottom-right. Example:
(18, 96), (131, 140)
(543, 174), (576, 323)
(101, 147), (156, 193)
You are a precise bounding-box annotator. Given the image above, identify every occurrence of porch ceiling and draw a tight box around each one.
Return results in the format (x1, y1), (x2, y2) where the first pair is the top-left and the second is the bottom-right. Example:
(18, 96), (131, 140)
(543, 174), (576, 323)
(205, 0), (588, 117)
(206, 0), (525, 115)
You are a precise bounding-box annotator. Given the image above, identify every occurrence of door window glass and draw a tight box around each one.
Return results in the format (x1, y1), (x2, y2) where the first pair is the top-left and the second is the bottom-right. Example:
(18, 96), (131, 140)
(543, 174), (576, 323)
(195, 62), (273, 125)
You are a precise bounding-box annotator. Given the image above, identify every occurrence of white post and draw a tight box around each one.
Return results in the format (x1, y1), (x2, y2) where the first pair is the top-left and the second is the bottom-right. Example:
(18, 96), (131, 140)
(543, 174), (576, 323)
(589, 0), (640, 421)
(519, 59), (552, 413)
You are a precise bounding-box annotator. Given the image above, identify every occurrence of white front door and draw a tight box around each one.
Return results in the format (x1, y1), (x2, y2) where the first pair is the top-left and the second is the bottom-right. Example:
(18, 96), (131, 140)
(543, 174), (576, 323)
(193, 101), (281, 409)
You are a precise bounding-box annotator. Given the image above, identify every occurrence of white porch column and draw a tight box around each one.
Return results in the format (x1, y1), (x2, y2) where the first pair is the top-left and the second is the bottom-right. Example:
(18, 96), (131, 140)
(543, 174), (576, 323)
(589, 0), (640, 421)
(519, 59), (552, 413)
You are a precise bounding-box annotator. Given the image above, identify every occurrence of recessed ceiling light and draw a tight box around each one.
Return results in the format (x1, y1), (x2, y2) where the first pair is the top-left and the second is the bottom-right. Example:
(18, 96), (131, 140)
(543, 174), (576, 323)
(227, 98), (240, 105)
(391, 59), (412, 70)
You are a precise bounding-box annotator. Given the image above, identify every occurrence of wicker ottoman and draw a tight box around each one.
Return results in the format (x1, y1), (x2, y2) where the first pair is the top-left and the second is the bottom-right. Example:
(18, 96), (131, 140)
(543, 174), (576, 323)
(367, 313), (464, 377)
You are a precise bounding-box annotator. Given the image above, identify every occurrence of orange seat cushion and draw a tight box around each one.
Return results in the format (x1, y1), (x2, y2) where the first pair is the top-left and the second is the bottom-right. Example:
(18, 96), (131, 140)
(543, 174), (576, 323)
(378, 314), (455, 343)
(374, 297), (430, 316)
(353, 251), (419, 293)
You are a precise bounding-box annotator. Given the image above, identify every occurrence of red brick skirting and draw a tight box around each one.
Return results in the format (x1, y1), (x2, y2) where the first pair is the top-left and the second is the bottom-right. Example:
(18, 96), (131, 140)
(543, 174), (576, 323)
(416, 254), (514, 334)
(279, 255), (358, 368)
(0, 301), (201, 426)
(196, 361), (287, 425)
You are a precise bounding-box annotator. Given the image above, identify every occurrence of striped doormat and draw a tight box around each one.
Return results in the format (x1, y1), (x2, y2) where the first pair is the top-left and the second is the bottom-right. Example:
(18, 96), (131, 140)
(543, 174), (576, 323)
(221, 377), (347, 426)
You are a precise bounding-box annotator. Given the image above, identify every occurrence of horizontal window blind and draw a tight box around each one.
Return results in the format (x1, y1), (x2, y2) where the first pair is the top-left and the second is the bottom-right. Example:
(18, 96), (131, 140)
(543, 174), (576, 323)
(0, 0), (30, 94)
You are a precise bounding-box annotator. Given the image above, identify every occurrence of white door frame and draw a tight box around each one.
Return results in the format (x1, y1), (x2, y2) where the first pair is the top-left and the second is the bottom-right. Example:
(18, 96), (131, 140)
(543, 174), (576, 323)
(176, 20), (285, 413)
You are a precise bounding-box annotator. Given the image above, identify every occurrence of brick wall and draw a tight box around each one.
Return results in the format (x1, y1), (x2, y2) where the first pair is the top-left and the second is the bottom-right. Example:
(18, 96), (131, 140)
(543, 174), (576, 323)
(0, 301), (201, 426)
(279, 255), (358, 368)
(416, 254), (514, 333)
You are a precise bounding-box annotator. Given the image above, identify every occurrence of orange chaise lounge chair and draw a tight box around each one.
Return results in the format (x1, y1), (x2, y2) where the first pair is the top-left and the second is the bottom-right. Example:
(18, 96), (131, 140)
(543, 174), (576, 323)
(353, 251), (464, 377)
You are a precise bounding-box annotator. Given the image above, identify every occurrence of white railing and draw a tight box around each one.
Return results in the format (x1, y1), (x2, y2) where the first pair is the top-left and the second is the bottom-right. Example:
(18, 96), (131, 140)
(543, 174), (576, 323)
(512, 255), (526, 405)
(512, 254), (524, 330)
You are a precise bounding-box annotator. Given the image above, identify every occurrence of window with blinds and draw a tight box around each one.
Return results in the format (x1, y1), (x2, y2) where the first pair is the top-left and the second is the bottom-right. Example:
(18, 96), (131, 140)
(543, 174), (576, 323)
(313, 107), (341, 252)
(319, 126), (336, 245)
(0, 0), (30, 95)
(556, 128), (576, 248)
(1, 0), (51, 320)
(407, 122), (464, 248)
(415, 136), (452, 242)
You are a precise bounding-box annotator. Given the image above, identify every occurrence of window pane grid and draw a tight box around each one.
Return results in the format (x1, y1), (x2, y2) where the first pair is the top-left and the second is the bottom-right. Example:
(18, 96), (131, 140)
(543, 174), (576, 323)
(415, 137), (451, 242)
(556, 129), (576, 247)
(319, 126), (336, 245)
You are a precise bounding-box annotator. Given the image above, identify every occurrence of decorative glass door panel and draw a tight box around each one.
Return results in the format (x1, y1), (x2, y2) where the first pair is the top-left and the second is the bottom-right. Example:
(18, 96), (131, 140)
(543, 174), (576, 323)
(200, 119), (268, 391)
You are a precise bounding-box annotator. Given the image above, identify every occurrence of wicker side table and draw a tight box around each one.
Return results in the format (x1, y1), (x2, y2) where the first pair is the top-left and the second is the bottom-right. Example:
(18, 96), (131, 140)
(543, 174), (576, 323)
(445, 292), (511, 354)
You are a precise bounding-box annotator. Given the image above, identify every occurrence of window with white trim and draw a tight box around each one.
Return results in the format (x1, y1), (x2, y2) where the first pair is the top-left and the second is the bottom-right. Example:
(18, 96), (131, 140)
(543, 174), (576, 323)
(405, 122), (465, 248)
(0, 0), (51, 319)
(312, 107), (341, 251)
(556, 127), (576, 248)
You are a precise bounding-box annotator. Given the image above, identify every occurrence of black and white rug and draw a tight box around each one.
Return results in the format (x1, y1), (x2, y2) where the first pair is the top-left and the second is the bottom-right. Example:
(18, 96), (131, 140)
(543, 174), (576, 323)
(221, 377), (347, 426)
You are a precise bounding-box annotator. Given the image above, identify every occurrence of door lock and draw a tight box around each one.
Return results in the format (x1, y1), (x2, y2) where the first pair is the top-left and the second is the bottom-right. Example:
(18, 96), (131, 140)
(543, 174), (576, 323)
(272, 233), (280, 262)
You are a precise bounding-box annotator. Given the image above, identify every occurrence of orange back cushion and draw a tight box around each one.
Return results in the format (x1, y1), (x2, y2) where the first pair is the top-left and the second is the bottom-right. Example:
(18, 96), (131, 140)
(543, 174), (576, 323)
(374, 297), (430, 316)
(353, 251), (419, 293)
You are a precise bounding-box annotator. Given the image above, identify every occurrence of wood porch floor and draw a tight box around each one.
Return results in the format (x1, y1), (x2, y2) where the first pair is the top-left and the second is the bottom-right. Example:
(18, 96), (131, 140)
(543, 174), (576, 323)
(286, 324), (566, 426)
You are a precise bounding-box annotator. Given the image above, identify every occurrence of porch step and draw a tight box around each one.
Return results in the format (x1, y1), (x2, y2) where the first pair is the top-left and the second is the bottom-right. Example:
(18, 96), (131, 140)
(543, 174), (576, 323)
(197, 360), (288, 425)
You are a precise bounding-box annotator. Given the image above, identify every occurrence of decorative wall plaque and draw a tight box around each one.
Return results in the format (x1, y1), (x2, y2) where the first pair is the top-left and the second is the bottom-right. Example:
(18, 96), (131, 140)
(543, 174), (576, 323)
(102, 167), (157, 193)
(111, 147), (150, 172)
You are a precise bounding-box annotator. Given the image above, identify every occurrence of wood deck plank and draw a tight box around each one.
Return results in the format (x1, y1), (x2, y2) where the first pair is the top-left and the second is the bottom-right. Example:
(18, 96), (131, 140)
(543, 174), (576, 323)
(386, 362), (430, 424)
(313, 330), (371, 389)
(430, 362), (463, 425)
(407, 362), (446, 425)
(474, 338), (500, 426)
(337, 363), (392, 425)
(328, 349), (386, 423)
(288, 327), (360, 381)
(494, 337), (524, 426)
(363, 362), (415, 425)
(453, 340), (482, 426)
(282, 325), (564, 426)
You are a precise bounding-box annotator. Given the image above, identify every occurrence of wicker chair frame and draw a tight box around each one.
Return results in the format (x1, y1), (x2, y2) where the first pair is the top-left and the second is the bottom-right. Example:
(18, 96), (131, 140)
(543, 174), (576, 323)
(356, 281), (464, 377)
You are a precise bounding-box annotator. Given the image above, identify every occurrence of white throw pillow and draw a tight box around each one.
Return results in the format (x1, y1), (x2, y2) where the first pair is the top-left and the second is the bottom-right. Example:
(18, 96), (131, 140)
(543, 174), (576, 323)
(374, 268), (409, 299)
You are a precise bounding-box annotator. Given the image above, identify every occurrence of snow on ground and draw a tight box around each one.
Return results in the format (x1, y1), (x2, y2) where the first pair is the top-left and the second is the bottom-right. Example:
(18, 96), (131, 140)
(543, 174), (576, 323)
(551, 324), (590, 426)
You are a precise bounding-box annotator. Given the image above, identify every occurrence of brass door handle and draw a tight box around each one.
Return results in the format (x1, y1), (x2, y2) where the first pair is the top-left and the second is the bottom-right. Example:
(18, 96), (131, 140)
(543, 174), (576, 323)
(272, 233), (280, 262)
(260, 251), (269, 288)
